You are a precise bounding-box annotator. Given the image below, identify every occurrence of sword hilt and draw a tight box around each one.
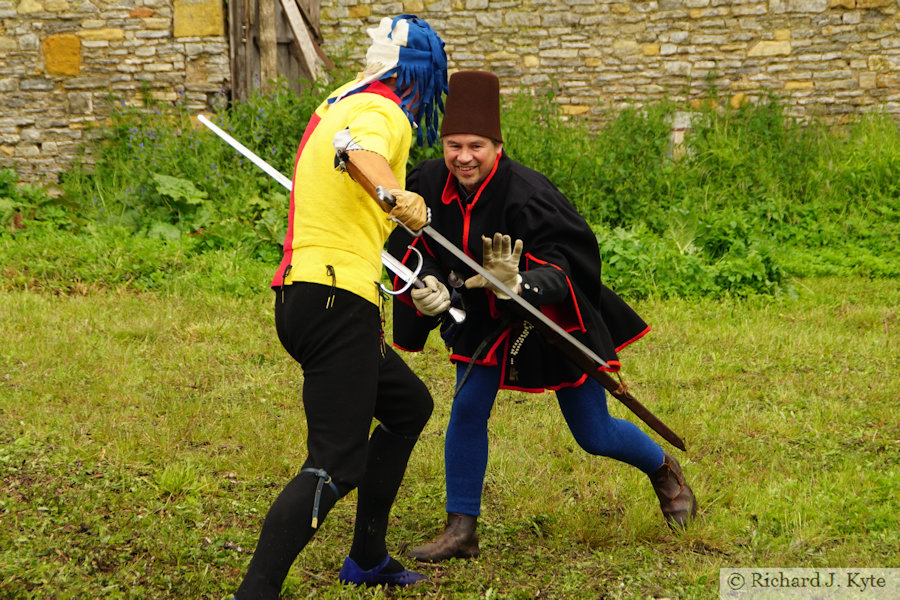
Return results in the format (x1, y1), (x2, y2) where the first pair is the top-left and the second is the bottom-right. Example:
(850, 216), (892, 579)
(377, 185), (429, 237)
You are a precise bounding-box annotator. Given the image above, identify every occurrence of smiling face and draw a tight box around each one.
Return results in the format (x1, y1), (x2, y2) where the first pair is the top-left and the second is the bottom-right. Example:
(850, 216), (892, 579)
(442, 133), (502, 193)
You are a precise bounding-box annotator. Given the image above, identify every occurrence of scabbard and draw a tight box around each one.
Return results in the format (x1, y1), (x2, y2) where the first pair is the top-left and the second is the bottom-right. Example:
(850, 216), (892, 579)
(509, 303), (687, 452)
(595, 371), (686, 452)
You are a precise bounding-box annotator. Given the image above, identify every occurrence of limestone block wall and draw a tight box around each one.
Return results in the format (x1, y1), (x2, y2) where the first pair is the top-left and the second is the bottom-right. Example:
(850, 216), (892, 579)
(319, 0), (900, 121)
(3, 0), (898, 186)
(0, 0), (229, 185)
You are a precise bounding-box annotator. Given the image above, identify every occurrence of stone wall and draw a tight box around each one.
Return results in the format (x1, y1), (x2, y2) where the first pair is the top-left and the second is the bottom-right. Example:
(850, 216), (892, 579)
(319, 0), (900, 120)
(0, 0), (229, 185)
(3, 0), (899, 186)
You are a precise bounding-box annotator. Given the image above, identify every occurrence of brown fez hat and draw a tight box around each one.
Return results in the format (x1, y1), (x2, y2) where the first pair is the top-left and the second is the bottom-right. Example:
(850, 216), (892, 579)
(440, 71), (503, 142)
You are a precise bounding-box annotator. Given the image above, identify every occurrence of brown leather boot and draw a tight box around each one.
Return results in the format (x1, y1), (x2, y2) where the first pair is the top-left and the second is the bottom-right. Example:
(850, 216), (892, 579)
(649, 452), (698, 529)
(407, 513), (479, 563)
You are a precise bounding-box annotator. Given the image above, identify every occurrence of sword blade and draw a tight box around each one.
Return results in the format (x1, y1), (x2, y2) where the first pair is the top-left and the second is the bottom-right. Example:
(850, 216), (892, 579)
(341, 152), (684, 449)
(198, 115), (293, 190)
(421, 223), (612, 369)
(375, 187), (686, 451)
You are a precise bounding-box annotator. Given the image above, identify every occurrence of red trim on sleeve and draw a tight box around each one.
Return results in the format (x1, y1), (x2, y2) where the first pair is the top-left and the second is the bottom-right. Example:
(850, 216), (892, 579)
(615, 325), (651, 352)
(600, 360), (621, 373)
(523, 253), (586, 333)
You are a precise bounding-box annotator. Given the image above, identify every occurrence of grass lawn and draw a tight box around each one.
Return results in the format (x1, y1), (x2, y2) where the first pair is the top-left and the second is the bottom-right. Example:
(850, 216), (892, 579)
(1, 276), (897, 599)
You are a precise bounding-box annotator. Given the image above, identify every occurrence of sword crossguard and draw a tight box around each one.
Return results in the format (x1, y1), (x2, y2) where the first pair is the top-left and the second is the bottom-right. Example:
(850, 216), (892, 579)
(380, 246), (423, 296)
(390, 208), (430, 238)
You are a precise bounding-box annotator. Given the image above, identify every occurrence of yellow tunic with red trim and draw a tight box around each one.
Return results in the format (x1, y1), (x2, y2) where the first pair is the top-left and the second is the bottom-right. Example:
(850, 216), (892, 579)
(271, 80), (411, 305)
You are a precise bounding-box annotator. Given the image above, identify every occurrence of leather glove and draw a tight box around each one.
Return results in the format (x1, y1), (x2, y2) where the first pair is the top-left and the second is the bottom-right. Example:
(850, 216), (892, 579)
(464, 232), (524, 300)
(387, 189), (428, 231)
(411, 275), (450, 316)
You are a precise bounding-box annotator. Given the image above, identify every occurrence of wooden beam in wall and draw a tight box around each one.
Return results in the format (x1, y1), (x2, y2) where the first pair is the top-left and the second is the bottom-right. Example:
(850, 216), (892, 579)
(279, 0), (322, 80)
(259, 0), (278, 90)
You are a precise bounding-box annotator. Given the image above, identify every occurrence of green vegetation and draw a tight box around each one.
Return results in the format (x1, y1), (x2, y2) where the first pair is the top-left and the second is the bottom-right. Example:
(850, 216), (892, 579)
(55, 77), (350, 264)
(4, 73), (898, 300)
(501, 91), (899, 298)
(1, 71), (898, 599)
(1, 278), (897, 599)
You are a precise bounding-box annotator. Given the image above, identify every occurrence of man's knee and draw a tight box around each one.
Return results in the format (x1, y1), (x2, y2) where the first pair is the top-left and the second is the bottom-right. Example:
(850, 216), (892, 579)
(300, 457), (361, 499)
(383, 404), (432, 441)
(449, 391), (492, 424)
(569, 421), (620, 457)
(409, 387), (434, 433)
(384, 383), (433, 438)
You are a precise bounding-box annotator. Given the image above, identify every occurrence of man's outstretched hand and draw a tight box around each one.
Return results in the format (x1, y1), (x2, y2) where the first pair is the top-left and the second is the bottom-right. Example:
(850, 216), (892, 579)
(464, 232), (523, 299)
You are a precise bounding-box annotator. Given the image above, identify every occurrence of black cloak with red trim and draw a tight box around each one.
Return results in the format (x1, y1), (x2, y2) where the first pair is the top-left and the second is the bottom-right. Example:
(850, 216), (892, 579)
(388, 153), (649, 392)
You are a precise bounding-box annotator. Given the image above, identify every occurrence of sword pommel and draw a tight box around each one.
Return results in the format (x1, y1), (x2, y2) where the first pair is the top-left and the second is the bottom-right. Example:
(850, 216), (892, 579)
(375, 186), (396, 208)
